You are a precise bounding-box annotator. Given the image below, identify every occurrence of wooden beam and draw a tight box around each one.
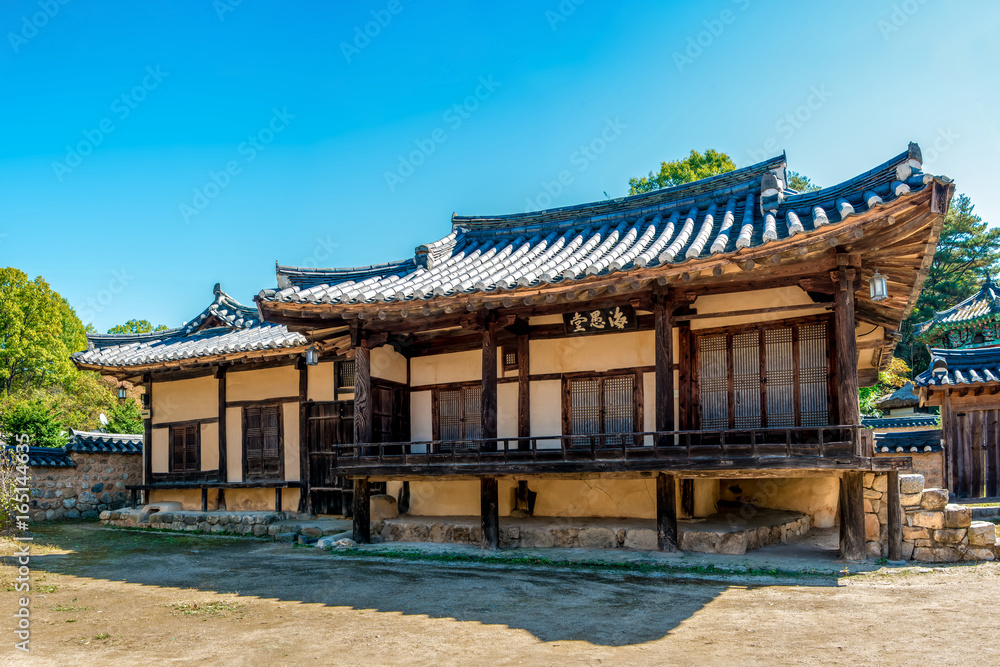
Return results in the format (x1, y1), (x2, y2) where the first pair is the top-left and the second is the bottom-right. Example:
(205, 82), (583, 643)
(481, 315), (498, 443)
(481, 476), (499, 550)
(654, 299), (674, 434)
(833, 267), (861, 426)
(839, 471), (865, 560)
(353, 328), (372, 446)
(143, 372), (152, 496)
(517, 334), (530, 446)
(657, 472), (678, 552)
(353, 477), (371, 543)
(217, 367), (227, 483)
(298, 359), (309, 514)
(887, 471), (902, 561)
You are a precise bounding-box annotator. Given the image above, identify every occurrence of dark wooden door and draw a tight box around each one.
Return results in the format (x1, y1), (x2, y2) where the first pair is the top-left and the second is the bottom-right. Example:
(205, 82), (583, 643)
(947, 408), (1000, 498)
(306, 401), (355, 515)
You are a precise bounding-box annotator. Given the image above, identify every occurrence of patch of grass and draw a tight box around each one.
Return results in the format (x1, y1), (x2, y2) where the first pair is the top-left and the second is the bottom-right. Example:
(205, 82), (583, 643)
(93, 632), (111, 640)
(52, 604), (88, 612)
(36, 583), (58, 593)
(167, 600), (246, 618)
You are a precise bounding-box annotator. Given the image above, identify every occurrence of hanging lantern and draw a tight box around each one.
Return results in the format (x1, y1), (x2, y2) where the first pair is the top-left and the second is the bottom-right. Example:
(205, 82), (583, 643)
(305, 346), (319, 366)
(870, 271), (888, 301)
(117, 386), (128, 401)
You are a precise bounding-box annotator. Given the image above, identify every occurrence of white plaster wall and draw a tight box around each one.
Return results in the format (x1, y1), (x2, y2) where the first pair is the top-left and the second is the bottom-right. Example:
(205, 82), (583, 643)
(411, 350), (479, 385)
(151, 427), (169, 473)
(226, 406), (242, 482)
(371, 344), (408, 384)
(152, 376), (218, 424)
(282, 402), (300, 481)
(227, 366), (299, 401)
(497, 383), (518, 439)
(307, 362), (336, 402)
(530, 380), (562, 447)
(200, 423), (219, 472)
(410, 391), (433, 442)
(530, 330), (653, 375)
(690, 287), (824, 330)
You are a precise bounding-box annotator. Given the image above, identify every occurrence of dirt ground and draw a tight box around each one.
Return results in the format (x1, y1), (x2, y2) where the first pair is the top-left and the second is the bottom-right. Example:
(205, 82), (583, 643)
(2, 523), (998, 666)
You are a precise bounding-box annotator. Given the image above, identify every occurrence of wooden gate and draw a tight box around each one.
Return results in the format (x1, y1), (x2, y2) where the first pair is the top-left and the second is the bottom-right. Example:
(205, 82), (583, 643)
(306, 401), (355, 515)
(945, 408), (1000, 498)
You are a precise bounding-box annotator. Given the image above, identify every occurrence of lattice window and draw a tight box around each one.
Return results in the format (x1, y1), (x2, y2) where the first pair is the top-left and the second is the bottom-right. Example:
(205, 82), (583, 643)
(765, 327), (795, 427)
(566, 373), (636, 446)
(697, 320), (830, 429)
(434, 385), (481, 452)
(336, 360), (355, 389)
(502, 346), (519, 372)
(798, 323), (829, 426)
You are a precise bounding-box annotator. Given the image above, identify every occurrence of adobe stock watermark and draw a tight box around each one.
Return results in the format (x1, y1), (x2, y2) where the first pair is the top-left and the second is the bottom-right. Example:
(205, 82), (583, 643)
(51, 65), (169, 182)
(76, 268), (134, 323)
(673, 0), (751, 73)
(179, 107), (295, 223)
(295, 235), (341, 269)
(523, 117), (627, 211)
(919, 127), (958, 168)
(9, 435), (34, 652)
(877, 0), (932, 40)
(747, 85), (833, 162)
(545, 0), (585, 30)
(341, 0), (406, 63)
(7, 0), (71, 54)
(214, 0), (243, 21)
(384, 75), (501, 192)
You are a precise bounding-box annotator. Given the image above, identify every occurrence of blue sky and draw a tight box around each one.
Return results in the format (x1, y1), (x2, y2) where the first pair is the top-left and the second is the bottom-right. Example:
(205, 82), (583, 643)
(2, 0), (998, 332)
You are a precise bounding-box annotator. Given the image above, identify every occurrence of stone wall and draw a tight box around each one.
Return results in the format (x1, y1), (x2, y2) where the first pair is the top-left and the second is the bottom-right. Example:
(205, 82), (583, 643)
(863, 472), (999, 562)
(26, 452), (141, 522)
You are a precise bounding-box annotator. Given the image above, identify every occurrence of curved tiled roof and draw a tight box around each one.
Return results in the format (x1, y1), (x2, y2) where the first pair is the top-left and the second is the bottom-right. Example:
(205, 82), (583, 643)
(873, 429), (942, 453)
(913, 279), (1000, 342)
(73, 285), (307, 370)
(261, 145), (936, 307)
(862, 415), (939, 429)
(5, 445), (76, 468)
(874, 382), (920, 410)
(67, 429), (142, 454)
(915, 347), (1000, 386)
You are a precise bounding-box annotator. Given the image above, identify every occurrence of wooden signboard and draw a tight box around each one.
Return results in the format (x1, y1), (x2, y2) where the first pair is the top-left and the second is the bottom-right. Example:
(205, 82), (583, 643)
(563, 304), (637, 336)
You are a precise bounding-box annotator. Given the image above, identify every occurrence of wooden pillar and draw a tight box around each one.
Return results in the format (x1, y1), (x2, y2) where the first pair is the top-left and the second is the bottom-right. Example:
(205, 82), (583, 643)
(656, 473), (678, 551)
(353, 327), (372, 448)
(832, 263), (860, 427)
(298, 359), (310, 514)
(217, 366), (227, 482)
(481, 315), (498, 446)
(481, 476), (499, 550)
(839, 471), (865, 560)
(517, 333), (530, 448)
(887, 471), (902, 561)
(142, 373), (153, 492)
(353, 478), (371, 543)
(275, 487), (283, 513)
(201, 488), (208, 512)
(654, 299), (674, 437)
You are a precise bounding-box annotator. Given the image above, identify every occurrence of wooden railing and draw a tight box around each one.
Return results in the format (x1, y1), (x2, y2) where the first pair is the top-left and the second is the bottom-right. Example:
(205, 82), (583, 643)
(313, 426), (873, 475)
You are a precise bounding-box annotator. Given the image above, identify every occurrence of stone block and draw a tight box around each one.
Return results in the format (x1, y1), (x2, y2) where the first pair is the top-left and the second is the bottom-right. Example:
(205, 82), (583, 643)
(90, 483), (104, 493)
(252, 525), (268, 536)
(428, 523), (453, 543)
(301, 526), (323, 538)
(183, 515), (198, 525)
(963, 547), (997, 561)
(553, 528), (580, 548)
(863, 473), (876, 488)
(942, 504), (972, 529)
(911, 511), (945, 529)
(519, 526), (555, 548)
(864, 499), (874, 513)
(623, 528), (658, 551)
(865, 513), (881, 541)
(507, 526), (520, 540)
(206, 514), (220, 525)
(902, 526), (929, 541)
(932, 528), (966, 544)
(78, 491), (99, 505)
(62, 498), (76, 509)
(863, 488), (882, 499)
(872, 475), (888, 493)
(901, 541), (914, 560)
(452, 525), (471, 544)
(866, 541), (884, 558)
(577, 527), (617, 549)
(65, 509), (80, 519)
(931, 547), (964, 562)
(717, 531), (749, 555)
(967, 522), (997, 546)
(920, 488), (949, 511)
(901, 492), (924, 506)
(370, 494), (399, 519)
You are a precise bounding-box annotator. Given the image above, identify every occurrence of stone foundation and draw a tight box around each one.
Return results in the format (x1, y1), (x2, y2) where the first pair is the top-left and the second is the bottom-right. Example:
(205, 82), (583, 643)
(101, 508), (350, 541)
(27, 453), (141, 522)
(374, 509), (810, 554)
(863, 472), (999, 562)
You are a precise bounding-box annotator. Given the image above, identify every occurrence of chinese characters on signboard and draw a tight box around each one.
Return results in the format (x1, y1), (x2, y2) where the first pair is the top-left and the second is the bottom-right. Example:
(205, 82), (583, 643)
(562, 304), (637, 335)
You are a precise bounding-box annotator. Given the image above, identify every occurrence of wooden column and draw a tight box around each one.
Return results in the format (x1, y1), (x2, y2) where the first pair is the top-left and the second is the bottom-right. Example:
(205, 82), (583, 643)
(481, 315), (498, 446)
(886, 471), (902, 561)
(832, 263), (860, 427)
(656, 472), (678, 552)
(353, 327), (372, 448)
(839, 471), (865, 560)
(142, 372), (152, 501)
(353, 478), (371, 543)
(217, 366), (227, 482)
(654, 299), (674, 438)
(481, 476), (499, 550)
(298, 359), (309, 514)
(517, 333), (530, 448)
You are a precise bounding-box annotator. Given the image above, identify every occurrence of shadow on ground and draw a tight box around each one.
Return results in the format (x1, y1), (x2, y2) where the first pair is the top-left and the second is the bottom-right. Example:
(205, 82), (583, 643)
(13, 522), (852, 647)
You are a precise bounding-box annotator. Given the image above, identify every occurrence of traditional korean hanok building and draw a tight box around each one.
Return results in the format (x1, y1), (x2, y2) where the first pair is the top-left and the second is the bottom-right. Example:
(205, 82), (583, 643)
(915, 280), (1000, 498)
(257, 144), (953, 559)
(70, 284), (349, 513)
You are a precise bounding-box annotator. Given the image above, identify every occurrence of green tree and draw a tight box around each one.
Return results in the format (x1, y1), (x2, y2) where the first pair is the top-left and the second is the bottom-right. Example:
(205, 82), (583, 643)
(104, 399), (143, 434)
(787, 171), (821, 192)
(107, 319), (168, 334)
(0, 394), (69, 447)
(628, 149), (737, 194)
(897, 194), (1000, 372)
(859, 357), (911, 413)
(0, 268), (87, 395)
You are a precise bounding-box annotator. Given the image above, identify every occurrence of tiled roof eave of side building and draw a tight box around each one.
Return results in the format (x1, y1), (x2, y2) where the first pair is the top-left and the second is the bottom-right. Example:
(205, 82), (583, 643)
(259, 143), (947, 313)
(914, 279), (1000, 341)
(70, 284), (308, 372)
(915, 346), (1000, 387)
